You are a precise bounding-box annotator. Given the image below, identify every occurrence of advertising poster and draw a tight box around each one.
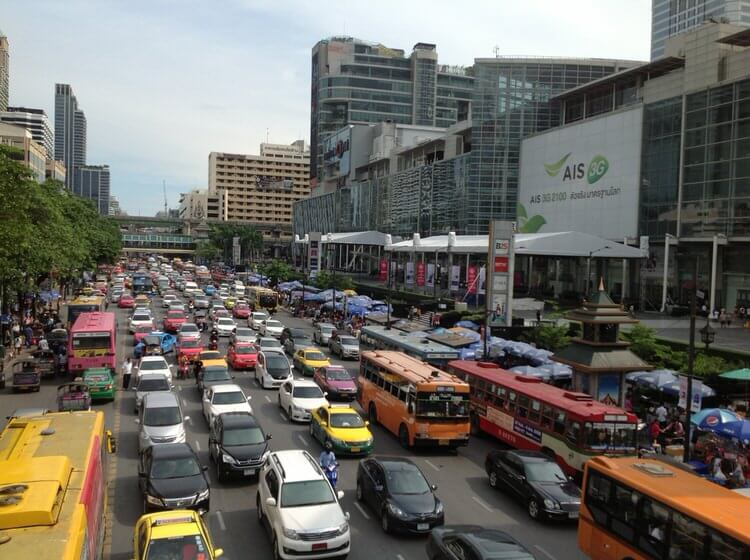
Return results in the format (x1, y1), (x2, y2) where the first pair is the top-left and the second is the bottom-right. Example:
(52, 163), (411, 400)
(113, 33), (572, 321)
(426, 263), (435, 288)
(467, 265), (478, 294)
(678, 376), (703, 412)
(597, 374), (621, 406)
(416, 262), (425, 286)
(405, 262), (415, 285)
(450, 265), (460, 292)
(478, 266), (486, 295)
(379, 259), (388, 282)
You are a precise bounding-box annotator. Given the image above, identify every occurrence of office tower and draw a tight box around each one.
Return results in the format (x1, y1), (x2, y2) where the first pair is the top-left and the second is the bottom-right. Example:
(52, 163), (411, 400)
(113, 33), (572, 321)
(0, 107), (54, 158)
(178, 189), (227, 221)
(310, 37), (473, 186)
(108, 195), (124, 216)
(0, 122), (47, 181)
(0, 32), (8, 112)
(73, 164), (110, 215)
(54, 84), (86, 187)
(651, 0), (750, 59)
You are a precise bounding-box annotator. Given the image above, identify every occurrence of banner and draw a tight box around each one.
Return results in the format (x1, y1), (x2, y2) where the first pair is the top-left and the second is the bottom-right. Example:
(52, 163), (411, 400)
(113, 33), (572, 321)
(379, 259), (388, 282)
(678, 376), (703, 412)
(405, 262), (415, 285)
(426, 263), (435, 288)
(416, 262), (425, 286)
(467, 265), (478, 294)
(478, 266), (486, 295)
(450, 266), (460, 291)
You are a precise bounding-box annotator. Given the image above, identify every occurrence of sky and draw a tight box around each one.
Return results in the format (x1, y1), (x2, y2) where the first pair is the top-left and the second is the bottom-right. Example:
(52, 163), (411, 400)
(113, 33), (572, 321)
(3, 0), (651, 215)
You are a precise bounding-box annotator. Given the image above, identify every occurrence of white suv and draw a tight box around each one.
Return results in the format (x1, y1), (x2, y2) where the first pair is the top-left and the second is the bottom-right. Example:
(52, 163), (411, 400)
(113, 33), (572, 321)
(277, 379), (328, 422)
(256, 450), (350, 560)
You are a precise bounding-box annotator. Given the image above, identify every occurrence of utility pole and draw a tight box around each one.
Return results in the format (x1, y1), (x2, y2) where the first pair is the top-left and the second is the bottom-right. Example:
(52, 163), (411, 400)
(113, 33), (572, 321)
(162, 180), (168, 216)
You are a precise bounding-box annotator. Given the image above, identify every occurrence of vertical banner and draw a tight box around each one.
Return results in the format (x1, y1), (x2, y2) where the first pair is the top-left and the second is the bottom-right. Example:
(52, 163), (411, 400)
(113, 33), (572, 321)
(597, 374), (621, 406)
(379, 259), (388, 282)
(467, 265), (478, 294)
(478, 266), (486, 295)
(679, 376), (703, 412)
(487, 221), (515, 327)
(416, 262), (426, 286)
(426, 263), (435, 288)
(405, 262), (415, 285)
(308, 232), (322, 276)
(450, 265), (460, 292)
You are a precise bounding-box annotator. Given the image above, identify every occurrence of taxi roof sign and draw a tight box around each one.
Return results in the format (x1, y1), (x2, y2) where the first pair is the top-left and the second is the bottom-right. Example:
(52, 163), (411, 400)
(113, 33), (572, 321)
(153, 515), (194, 526)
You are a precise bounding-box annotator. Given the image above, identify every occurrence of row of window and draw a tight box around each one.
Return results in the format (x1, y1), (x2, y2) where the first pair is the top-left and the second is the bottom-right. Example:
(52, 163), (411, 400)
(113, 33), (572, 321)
(360, 359), (413, 404)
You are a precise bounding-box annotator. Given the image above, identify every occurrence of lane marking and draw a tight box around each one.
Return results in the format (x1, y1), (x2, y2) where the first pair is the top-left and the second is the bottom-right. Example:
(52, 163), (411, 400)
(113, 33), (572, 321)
(264, 395), (271, 402)
(534, 546), (557, 560)
(180, 397), (186, 407)
(472, 495), (494, 513)
(279, 410), (288, 421)
(296, 434), (310, 448)
(353, 501), (370, 520)
(397, 555), (407, 560)
(178, 385), (183, 392)
(195, 440), (201, 451)
(424, 459), (440, 471)
(215, 510), (226, 531)
(186, 417), (193, 426)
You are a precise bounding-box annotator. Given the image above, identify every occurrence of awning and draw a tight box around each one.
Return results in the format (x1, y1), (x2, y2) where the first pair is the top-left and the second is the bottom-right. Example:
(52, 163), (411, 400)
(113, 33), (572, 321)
(295, 231), (402, 246)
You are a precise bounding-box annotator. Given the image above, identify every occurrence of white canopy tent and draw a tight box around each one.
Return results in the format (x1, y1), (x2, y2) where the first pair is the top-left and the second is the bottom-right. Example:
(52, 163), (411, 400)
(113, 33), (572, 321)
(295, 231), (401, 246)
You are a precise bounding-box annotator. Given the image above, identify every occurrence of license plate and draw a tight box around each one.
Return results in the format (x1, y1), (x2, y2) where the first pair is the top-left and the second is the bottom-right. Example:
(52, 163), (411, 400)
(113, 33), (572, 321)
(439, 439), (449, 446)
(312, 543), (328, 551)
(349, 447), (360, 453)
(417, 523), (430, 531)
(243, 469), (256, 476)
(568, 511), (579, 519)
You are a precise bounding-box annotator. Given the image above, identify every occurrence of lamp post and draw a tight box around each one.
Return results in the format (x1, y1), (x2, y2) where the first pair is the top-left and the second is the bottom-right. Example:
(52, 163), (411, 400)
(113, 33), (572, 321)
(385, 236), (393, 330)
(680, 254), (699, 463)
(326, 233), (336, 309)
(586, 245), (611, 297)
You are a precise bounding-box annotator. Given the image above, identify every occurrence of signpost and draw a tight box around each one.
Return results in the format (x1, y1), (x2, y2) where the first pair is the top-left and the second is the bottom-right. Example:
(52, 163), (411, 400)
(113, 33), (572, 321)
(487, 221), (515, 328)
(307, 232), (322, 278)
(232, 236), (241, 266)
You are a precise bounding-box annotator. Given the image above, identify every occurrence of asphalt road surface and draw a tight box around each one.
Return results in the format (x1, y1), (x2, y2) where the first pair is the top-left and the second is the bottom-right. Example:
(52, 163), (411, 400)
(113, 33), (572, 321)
(0, 300), (586, 560)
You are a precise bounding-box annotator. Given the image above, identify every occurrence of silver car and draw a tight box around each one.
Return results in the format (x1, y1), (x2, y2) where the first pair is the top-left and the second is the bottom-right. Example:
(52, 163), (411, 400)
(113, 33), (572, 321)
(313, 323), (336, 346)
(137, 391), (189, 453)
(329, 334), (360, 360)
(133, 373), (173, 413)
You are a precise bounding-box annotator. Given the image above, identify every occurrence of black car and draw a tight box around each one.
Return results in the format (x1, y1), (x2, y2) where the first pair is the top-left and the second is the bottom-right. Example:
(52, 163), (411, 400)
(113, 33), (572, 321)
(281, 328), (313, 355)
(209, 412), (271, 481)
(356, 456), (444, 534)
(485, 450), (581, 521)
(426, 525), (536, 560)
(138, 443), (210, 513)
(196, 364), (234, 394)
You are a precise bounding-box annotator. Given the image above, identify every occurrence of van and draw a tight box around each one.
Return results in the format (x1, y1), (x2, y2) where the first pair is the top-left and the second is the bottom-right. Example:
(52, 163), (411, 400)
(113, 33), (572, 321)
(184, 281), (198, 293)
(137, 392), (189, 453)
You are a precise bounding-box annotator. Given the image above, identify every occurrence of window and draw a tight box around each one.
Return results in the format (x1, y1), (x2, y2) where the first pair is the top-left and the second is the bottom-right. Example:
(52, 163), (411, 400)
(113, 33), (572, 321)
(709, 530), (745, 560)
(669, 510), (707, 560)
(637, 496), (669, 559)
(529, 400), (541, 423)
(497, 387), (507, 408)
(566, 421), (581, 444)
(507, 391), (516, 413)
(517, 395), (529, 418)
(265, 469), (279, 500)
(553, 410), (566, 434)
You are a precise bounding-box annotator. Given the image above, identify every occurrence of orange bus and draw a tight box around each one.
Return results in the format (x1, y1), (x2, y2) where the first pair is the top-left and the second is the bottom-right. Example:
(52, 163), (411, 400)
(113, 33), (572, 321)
(579, 456), (750, 560)
(358, 350), (470, 449)
(0, 410), (116, 559)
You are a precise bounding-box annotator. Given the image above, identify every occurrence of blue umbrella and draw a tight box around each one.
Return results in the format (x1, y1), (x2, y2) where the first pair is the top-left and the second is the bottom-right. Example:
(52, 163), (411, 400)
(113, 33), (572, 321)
(660, 379), (716, 398)
(510, 365), (549, 380)
(455, 320), (479, 330)
(714, 420), (750, 444)
(537, 363), (573, 380)
(627, 369), (678, 390)
(690, 408), (741, 429)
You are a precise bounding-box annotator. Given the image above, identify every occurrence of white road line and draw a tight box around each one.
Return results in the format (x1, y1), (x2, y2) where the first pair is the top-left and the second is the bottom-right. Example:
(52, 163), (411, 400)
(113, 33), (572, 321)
(296, 434), (310, 448)
(215, 510), (226, 531)
(424, 459), (440, 471)
(279, 410), (288, 421)
(194, 440), (201, 451)
(396, 554), (407, 560)
(353, 501), (370, 520)
(471, 495), (494, 513)
(534, 546), (557, 560)
(177, 385), (183, 391)
(264, 395), (271, 402)
(180, 397), (186, 407)
(186, 417), (193, 426)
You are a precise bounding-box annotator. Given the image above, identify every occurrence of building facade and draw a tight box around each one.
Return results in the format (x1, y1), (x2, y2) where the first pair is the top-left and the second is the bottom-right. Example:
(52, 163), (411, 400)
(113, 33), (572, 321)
(0, 107), (54, 158)
(108, 195), (123, 216)
(0, 32), (8, 112)
(651, 0), (750, 59)
(178, 188), (227, 221)
(54, 84), (87, 188)
(0, 122), (46, 182)
(310, 37), (473, 187)
(45, 158), (66, 183)
(73, 164), (110, 215)
(209, 141), (309, 242)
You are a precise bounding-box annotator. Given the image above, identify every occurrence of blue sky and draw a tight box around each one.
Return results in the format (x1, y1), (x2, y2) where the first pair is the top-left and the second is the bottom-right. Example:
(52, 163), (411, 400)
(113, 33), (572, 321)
(3, 0), (651, 215)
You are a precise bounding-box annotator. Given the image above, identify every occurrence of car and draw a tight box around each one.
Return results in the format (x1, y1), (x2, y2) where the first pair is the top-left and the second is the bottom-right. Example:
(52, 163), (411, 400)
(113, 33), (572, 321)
(139, 443), (210, 513)
(196, 360), (234, 394)
(177, 337), (204, 362)
(277, 378), (329, 422)
(202, 384), (253, 426)
(224, 296), (237, 310)
(130, 311), (155, 334)
(132, 509), (224, 560)
(133, 373), (173, 413)
(226, 342), (258, 370)
(162, 293), (178, 308)
(119, 294), (135, 308)
(230, 327), (255, 345)
(356, 456), (444, 534)
(82, 368), (116, 402)
(168, 301), (188, 313)
(328, 334), (360, 360)
(149, 331), (178, 354)
(137, 356), (173, 381)
(484, 449), (581, 521)
(215, 317), (237, 337)
(312, 323), (336, 346)
(256, 450), (350, 560)
(282, 328), (314, 355)
(426, 526), (537, 560)
(137, 392), (189, 452)
(313, 365), (357, 401)
(204, 285), (217, 296)
(292, 347), (331, 377)
(254, 336), (283, 354)
(248, 311), (269, 330)
(259, 319), (284, 338)
(164, 310), (188, 333)
(254, 351), (293, 389)
(310, 404), (373, 456)
(194, 296), (210, 309)
(233, 302), (251, 319)
(134, 294), (151, 308)
(133, 323), (155, 345)
(177, 323), (201, 341)
(209, 412), (271, 482)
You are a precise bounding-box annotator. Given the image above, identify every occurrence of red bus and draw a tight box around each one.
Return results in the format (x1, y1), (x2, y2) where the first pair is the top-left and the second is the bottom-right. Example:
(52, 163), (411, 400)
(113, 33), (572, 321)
(446, 361), (638, 475)
(68, 312), (117, 374)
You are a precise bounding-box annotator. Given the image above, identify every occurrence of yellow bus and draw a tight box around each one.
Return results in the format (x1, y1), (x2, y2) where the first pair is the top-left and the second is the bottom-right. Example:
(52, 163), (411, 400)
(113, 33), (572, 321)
(0, 410), (116, 559)
(246, 286), (279, 312)
(67, 295), (106, 326)
(358, 350), (470, 450)
(579, 456), (749, 560)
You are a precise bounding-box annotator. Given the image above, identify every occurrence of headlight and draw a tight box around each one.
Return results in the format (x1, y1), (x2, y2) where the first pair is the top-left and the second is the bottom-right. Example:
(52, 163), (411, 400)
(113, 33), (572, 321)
(221, 453), (237, 465)
(146, 494), (163, 506)
(387, 502), (407, 518)
(292, 404), (305, 413)
(336, 521), (349, 535)
(434, 500), (444, 514)
(282, 527), (301, 540)
(544, 498), (559, 510)
(197, 489), (210, 501)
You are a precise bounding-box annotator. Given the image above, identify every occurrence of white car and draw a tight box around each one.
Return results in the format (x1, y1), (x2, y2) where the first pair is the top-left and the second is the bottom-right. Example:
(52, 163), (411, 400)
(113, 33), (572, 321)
(259, 319), (284, 338)
(249, 311), (269, 330)
(129, 311), (154, 334)
(136, 356), (173, 382)
(257, 450), (350, 560)
(162, 293), (177, 308)
(254, 351), (293, 389)
(230, 327), (255, 345)
(177, 323), (201, 340)
(201, 383), (252, 426)
(255, 336), (284, 354)
(277, 379), (328, 422)
(216, 317), (237, 337)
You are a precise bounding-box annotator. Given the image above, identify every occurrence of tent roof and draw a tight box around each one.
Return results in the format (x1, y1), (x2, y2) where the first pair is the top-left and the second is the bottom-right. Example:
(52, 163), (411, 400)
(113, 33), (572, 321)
(390, 231), (646, 259)
(325, 231), (403, 245)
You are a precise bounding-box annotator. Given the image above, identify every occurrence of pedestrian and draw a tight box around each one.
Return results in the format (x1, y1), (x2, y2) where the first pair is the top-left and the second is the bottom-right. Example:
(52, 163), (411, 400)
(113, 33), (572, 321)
(649, 419), (663, 453)
(719, 309), (727, 328)
(24, 325), (33, 348)
(655, 402), (668, 428)
(13, 335), (21, 357)
(38, 336), (49, 352)
(122, 357), (133, 389)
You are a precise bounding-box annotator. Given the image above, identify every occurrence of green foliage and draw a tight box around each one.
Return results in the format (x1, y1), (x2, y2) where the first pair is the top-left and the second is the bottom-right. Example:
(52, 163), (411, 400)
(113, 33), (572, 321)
(313, 270), (354, 291)
(259, 260), (294, 287)
(195, 240), (220, 262)
(693, 352), (733, 377)
(208, 223), (263, 263)
(525, 324), (571, 352)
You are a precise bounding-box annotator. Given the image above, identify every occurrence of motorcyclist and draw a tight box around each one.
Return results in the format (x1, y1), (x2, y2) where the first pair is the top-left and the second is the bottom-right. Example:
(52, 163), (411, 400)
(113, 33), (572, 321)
(178, 353), (190, 379)
(319, 441), (337, 469)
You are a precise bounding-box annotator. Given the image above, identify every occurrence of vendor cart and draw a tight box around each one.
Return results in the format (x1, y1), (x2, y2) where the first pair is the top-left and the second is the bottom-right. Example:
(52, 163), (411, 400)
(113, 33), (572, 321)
(11, 359), (41, 392)
(56, 381), (92, 411)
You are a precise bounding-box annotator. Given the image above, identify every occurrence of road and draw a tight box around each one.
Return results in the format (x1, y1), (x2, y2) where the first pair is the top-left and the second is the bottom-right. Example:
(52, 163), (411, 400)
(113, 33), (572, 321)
(0, 300), (586, 560)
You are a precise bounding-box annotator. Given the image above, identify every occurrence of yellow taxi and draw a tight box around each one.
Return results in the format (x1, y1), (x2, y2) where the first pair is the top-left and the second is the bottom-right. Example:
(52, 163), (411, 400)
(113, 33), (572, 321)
(134, 294), (151, 308)
(224, 296), (237, 310)
(133, 509), (224, 560)
(292, 347), (331, 377)
(309, 404), (374, 456)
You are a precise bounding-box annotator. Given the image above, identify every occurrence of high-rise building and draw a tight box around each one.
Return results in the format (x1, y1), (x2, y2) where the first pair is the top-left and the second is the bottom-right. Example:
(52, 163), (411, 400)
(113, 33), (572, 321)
(310, 37), (473, 187)
(0, 122), (47, 182)
(651, 0), (750, 59)
(0, 107), (54, 158)
(54, 83), (86, 187)
(0, 32), (8, 112)
(45, 158), (66, 183)
(209, 141), (309, 242)
(72, 164), (110, 215)
(178, 188), (227, 221)
(108, 195), (124, 216)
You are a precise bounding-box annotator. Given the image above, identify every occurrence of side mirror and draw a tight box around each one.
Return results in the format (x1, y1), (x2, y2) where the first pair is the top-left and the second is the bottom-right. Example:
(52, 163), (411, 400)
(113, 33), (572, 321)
(320, 421), (328, 427)
(184, 415), (191, 422)
(337, 490), (345, 500)
(231, 375), (236, 379)
(214, 548), (224, 558)
(202, 465), (208, 472)
(247, 396), (252, 401)
(430, 484), (438, 491)
(265, 497), (277, 507)
(266, 434), (273, 440)
(365, 421), (370, 427)
(344, 511), (350, 521)
(134, 418), (140, 424)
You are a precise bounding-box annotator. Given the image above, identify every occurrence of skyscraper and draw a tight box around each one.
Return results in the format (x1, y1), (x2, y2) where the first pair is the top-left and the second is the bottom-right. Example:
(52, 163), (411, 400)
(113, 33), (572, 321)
(651, 0), (750, 59)
(54, 83), (86, 187)
(73, 165), (110, 215)
(0, 31), (8, 112)
(0, 107), (54, 158)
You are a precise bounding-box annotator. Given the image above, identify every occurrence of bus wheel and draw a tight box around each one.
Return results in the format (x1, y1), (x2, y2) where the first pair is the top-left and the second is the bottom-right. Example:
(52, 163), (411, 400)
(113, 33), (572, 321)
(398, 424), (411, 449)
(368, 403), (378, 425)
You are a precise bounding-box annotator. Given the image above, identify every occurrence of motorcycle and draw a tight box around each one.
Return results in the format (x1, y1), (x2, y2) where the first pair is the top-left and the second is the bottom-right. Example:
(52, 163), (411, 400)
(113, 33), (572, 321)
(178, 360), (190, 380)
(208, 339), (218, 351)
(323, 462), (339, 490)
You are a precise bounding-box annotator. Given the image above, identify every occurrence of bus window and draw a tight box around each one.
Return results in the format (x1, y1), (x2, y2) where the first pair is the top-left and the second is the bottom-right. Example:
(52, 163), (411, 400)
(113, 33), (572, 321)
(566, 421), (581, 444)
(507, 391), (516, 413)
(517, 395), (529, 418)
(669, 510), (708, 560)
(529, 400), (541, 423)
(709, 529), (745, 560)
(637, 496), (668, 559)
(497, 387), (507, 408)
(585, 471), (613, 526)
(554, 410), (566, 434)
(541, 404), (554, 429)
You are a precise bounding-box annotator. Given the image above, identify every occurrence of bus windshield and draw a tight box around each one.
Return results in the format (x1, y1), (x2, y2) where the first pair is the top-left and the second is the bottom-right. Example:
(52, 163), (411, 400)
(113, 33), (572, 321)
(415, 391), (469, 418)
(73, 334), (111, 349)
(583, 422), (637, 451)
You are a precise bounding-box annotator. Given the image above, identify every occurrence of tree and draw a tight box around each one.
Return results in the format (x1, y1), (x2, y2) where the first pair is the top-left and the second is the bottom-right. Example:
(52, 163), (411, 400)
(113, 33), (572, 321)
(208, 223), (264, 264)
(525, 324), (571, 352)
(195, 240), (220, 263)
(259, 260), (293, 287)
(314, 270), (354, 291)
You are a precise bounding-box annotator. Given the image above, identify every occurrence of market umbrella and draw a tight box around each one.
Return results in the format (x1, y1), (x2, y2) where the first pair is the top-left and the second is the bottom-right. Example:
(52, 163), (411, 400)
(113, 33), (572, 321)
(714, 420), (750, 444)
(627, 369), (678, 390)
(510, 365), (549, 380)
(660, 379), (716, 398)
(536, 362), (573, 380)
(690, 408), (741, 429)
(720, 368), (750, 381)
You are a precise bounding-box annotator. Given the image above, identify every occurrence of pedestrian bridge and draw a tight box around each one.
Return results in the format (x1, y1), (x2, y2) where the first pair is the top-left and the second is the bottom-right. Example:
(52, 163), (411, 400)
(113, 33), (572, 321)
(121, 233), (195, 254)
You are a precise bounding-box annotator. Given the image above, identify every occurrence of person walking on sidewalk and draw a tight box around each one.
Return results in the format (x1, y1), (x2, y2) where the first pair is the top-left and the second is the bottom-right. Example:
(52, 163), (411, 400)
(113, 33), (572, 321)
(122, 357), (133, 389)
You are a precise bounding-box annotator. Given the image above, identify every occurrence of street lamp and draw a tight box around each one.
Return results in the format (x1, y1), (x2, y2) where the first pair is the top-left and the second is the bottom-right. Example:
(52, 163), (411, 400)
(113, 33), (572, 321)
(385, 235), (393, 330)
(326, 233), (336, 306)
(586, 245), (611, 297)
(678, 253), (699, 463)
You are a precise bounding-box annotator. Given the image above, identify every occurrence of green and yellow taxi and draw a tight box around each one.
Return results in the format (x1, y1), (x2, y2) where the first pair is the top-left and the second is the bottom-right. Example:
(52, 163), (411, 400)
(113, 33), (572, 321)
(309, 404), (374, 456)
(292, 347), (331, 377)
(133, 509), (224, 560)
(223, 296), (237, 310)
(82, 367), (116, 402)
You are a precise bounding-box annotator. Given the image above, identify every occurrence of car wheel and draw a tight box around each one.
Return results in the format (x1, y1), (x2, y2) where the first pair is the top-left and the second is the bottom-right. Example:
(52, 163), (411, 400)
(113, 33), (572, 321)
(528, 498), (541, 520)
(368, 403), (378, 425)
(256, 493), (264, 523)
(489, 469), (499, 488)
(398, 424), (410, 449)
(381, 510), (391, 534)
(356, 480), (364, 502)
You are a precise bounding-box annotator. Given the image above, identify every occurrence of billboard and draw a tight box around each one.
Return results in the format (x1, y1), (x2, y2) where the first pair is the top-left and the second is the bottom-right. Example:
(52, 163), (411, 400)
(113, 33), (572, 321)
(322, 126), (352, 177)
(518, 106), (642, 240)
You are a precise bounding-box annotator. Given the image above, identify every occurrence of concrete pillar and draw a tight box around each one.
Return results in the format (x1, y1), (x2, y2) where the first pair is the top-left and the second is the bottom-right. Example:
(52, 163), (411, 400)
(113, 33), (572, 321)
(661, 235), (676, 313)
(622, 237), (628, 301)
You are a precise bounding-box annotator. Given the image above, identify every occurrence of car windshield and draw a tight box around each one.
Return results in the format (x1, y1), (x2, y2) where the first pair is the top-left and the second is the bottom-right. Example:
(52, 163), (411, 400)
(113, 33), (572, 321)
(85, 374), (109, 383)
(330, 413), (365, 428)
(293, 386), (323, 398)
(133, 314), (150, 322)
(143, 406), (181, 427)
(235, 346), (256, 354)
(218, 319), (234, 326)
(253, 313), (268, 321)
(180, 325), (198, 333)
(266, 320), (282, 328)
(293, 336), (312, 344)
(200, 352), (221, 360)
(266, 355), (289, 371)
(150, 456), (201, 479)
(136, 325), (152, 333)
(223, 426), (265, 446)
(213, 391), (246, 405)
(167, 311), (185, 318)
(235, 328), (253, 337)
(385, 464), (431, 495)
(204, 368), (230, 381)
(146, 535), (209, 560)
(524, 461), (568, 483)
(319, 325), (334, 334)
(140, 360), (168, 371)
(280, 480), (335, 507)
(179, 339), (200, 348)
(304, 351), (326, 361)
(260, 339), (281, 348)
(339, 337), (358, 346)
(326, 369), (351, 381)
